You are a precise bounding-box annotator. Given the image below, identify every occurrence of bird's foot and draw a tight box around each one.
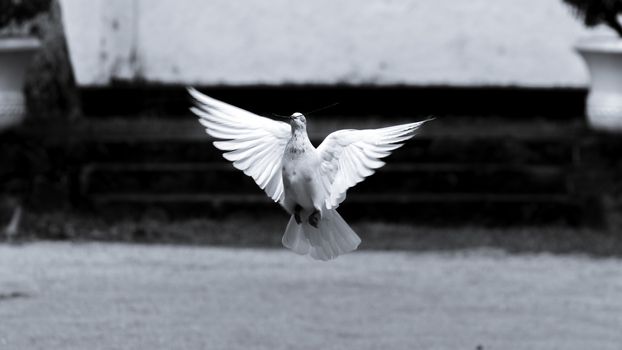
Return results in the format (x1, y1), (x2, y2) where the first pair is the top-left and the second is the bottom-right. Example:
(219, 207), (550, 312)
(308, 210), (320, 228)
(294, 204), (302, 225)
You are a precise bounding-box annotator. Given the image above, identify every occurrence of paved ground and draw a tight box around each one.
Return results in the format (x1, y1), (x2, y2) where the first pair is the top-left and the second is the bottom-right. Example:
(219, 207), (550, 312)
(0, 243), (621, 350)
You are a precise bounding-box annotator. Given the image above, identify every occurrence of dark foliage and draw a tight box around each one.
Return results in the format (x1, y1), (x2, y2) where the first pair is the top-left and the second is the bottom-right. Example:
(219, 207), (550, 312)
(0, 0), (82, 119)
(24, 0), (82, 120)
(0, 0), (51, 29)
(563, 0), (622, 37)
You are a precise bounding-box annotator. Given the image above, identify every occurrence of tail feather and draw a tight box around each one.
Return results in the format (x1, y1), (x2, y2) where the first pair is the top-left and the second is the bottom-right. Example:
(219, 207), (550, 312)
(282, 210), (361, 261)
(282, 216), (311, 255)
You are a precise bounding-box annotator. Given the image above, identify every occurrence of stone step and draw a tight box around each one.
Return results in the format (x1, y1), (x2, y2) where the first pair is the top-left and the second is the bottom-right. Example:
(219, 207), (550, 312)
(89, 192), (588, 225)
(60, 136), (574, 166)
(80, 162), (570, 195)
(8, 113), (602, 226)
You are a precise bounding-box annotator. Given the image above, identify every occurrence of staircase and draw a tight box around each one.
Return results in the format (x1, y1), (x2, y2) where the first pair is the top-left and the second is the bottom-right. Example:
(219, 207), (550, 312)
(12, 86), (617, 226)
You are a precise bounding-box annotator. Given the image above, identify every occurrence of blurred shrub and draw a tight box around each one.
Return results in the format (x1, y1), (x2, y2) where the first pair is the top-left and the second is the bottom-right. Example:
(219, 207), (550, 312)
(0, 0), (51, 35)
(0, 0), (80, 120)
(563, 0), (622, 36)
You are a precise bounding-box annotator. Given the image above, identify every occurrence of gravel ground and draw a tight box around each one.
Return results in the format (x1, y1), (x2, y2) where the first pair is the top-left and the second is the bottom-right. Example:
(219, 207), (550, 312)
(1, 243), (621, 350)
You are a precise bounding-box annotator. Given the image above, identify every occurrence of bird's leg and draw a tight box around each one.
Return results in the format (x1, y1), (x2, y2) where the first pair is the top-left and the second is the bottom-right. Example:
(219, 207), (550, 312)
(294, 204), (302, 225)
(308, 209), (321, 228)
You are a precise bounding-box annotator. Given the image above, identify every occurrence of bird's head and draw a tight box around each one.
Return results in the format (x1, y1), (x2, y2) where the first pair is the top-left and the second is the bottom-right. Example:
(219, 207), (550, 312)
(289, 112), (306, 130)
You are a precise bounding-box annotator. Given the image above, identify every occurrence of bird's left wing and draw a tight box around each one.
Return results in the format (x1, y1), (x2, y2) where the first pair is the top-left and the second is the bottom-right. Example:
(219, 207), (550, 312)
(317, 120), (430, 209)
(188, 88), (290, 202)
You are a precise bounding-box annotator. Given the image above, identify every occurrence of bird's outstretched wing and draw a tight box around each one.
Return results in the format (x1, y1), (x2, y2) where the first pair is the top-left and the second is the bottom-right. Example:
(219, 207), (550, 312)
(188, 88), (290, 202)
(317, 120), (430, 209)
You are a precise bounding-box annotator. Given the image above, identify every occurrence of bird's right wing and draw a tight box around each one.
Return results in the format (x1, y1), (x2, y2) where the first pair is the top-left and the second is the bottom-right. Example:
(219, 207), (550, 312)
(317, 120), (430, 209)
(188, 88), (290, 202)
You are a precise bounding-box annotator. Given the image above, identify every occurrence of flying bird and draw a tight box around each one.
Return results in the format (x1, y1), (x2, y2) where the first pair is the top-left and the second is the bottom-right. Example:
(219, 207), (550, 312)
(188, 88), (430, 261)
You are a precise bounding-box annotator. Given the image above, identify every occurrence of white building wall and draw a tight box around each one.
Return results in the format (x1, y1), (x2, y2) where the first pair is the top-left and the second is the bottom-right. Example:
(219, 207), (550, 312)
(60, 0), (606, 87)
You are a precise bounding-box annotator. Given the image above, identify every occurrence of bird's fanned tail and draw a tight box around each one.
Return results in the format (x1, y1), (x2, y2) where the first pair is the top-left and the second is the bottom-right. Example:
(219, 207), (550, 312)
(282, 210), (361, 261)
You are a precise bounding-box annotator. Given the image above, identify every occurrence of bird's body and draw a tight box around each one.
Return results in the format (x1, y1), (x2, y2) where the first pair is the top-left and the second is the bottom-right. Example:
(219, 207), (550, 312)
(189, 88), (430, 260)
(281, 117), (325, 225)
(282, 151), (322, 216)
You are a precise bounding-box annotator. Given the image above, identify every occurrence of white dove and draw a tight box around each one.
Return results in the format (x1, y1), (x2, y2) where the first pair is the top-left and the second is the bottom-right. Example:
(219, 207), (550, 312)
(188, 88), (430, 261)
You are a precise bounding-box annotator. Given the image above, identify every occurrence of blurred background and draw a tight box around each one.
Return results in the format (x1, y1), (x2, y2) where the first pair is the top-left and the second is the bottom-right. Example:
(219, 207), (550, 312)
(2, 1), (622, 349)
(2, 0), (622, 239)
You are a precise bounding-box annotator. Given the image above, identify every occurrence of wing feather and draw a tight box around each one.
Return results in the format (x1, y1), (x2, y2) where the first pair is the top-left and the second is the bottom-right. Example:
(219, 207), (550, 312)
(188, 88), (290, 202)
(317, 120), (431, 209)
